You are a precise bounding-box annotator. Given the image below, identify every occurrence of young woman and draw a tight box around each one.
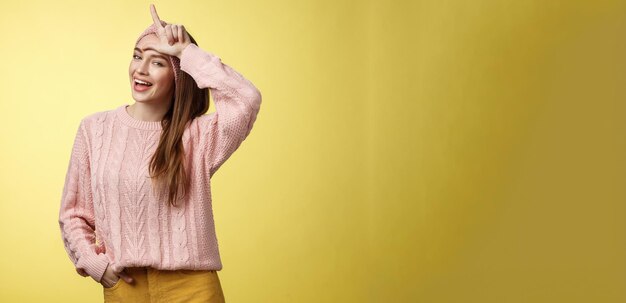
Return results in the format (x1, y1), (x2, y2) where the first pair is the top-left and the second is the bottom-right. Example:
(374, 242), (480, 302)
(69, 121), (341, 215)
(58, 4), (261, 302)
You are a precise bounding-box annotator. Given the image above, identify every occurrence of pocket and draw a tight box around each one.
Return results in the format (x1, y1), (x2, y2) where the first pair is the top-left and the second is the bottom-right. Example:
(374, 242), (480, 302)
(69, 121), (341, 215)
(103, 277), (123, 291)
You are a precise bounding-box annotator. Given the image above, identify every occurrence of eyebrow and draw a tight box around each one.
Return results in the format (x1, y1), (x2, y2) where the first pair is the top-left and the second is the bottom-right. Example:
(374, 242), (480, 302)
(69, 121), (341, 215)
(134, 47), (168, 60)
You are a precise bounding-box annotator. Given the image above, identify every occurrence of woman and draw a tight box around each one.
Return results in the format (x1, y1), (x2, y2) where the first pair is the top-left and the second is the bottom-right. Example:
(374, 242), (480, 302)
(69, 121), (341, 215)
(58, 4), (261, 302)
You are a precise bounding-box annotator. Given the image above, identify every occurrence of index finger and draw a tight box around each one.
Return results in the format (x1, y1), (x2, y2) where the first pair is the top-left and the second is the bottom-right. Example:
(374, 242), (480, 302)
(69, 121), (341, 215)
(150, 4), (164, 29)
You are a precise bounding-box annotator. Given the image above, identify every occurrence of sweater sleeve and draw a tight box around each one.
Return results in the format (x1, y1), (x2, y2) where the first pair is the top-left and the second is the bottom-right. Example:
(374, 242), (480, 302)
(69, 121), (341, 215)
(180, 43), (262, 177)
(58, 119), (109, 283)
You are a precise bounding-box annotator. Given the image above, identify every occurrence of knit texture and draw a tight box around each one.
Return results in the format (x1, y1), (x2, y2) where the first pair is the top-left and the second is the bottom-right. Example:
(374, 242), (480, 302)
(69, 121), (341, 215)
(58, 43), (262, 283)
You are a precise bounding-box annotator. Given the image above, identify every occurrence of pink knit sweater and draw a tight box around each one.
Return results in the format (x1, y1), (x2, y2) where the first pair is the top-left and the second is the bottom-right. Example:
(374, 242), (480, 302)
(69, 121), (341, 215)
(58, 43), (261, 283)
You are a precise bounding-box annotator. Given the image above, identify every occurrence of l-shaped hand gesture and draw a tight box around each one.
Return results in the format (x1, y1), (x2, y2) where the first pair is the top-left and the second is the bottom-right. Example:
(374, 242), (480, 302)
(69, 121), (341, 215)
(149, 4), (191, 58)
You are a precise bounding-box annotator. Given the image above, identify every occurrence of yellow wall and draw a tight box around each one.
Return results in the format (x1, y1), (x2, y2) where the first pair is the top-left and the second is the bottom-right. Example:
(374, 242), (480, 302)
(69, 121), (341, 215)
(0, 0), (624, 302)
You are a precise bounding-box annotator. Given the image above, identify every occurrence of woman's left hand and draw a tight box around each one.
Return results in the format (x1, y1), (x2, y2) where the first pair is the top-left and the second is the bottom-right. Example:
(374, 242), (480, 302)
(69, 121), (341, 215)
(149, 4), (191, 58)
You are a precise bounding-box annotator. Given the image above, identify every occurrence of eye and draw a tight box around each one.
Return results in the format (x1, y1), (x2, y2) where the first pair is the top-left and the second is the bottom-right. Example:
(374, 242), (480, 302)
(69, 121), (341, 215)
(132, 54), (164, 66)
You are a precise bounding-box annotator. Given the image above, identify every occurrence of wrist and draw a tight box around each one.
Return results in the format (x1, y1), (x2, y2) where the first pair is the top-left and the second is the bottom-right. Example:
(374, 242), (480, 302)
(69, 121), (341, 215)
(176, 42), (192, 59)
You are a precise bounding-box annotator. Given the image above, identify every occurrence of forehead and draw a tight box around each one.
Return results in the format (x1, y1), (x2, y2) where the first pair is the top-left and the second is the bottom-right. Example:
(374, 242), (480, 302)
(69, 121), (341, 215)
(134, 34), (168, 59)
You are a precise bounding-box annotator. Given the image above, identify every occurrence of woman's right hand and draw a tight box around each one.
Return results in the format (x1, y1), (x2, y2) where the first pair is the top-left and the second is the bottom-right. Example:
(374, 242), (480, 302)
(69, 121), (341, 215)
(100, 263), (134, 288)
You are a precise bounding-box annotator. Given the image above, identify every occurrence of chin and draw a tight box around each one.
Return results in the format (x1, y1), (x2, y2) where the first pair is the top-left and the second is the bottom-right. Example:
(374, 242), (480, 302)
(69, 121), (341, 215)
(131, 93), (149, 103)
(131, 89), (155, 102)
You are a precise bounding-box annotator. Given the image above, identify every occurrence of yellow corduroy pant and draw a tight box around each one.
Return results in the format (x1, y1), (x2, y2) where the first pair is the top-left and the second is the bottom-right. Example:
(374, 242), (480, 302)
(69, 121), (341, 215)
(103, 266), (226, 303)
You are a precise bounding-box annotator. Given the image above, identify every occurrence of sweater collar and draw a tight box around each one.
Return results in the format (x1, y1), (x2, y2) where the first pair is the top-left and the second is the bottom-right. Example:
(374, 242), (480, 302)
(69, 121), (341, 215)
(115, 104), (163, 131)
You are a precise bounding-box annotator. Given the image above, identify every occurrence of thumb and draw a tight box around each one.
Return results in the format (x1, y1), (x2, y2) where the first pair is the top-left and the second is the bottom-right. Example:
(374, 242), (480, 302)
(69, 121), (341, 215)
(118, 270), (134, 283)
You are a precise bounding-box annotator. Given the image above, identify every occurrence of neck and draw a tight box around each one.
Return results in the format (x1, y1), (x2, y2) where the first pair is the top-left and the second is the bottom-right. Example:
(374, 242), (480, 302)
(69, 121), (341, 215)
(127, 101), (171, 122)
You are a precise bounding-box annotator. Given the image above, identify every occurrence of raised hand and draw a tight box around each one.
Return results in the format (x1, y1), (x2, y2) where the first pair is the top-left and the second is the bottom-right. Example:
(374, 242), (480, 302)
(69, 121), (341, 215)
(148, 4), (191, 58)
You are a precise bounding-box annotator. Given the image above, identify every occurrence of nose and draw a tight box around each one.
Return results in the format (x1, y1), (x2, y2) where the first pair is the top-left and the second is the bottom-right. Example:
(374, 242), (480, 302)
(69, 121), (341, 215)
(136, 59), (150, 75)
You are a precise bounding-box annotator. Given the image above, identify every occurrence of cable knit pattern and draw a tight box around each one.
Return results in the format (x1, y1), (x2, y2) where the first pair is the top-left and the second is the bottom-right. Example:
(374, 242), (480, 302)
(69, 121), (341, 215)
(58, 43), (262, 283)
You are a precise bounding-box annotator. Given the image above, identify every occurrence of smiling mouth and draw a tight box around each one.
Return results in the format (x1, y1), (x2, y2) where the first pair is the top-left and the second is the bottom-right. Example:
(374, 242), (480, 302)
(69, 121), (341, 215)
(133, 80), (153, 92)
(134, 78), (153, 86)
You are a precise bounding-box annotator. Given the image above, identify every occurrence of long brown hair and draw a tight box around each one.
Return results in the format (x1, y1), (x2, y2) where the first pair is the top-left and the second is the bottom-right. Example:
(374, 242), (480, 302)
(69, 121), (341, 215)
(149, 32), (209, 207)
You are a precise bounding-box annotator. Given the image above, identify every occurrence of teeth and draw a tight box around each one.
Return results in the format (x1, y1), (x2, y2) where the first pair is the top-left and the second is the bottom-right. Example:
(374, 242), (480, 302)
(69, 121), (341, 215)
(135, 79), (152, 86)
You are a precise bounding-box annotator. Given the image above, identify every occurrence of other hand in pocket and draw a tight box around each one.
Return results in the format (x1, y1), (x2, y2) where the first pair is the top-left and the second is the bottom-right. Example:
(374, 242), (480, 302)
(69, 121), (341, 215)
(100, 263), (134, 288)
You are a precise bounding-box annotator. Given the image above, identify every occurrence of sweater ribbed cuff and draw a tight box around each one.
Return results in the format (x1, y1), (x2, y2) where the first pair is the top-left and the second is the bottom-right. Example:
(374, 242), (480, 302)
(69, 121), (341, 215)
(77, 252), (110, 283)
(179, 43), (221, 83)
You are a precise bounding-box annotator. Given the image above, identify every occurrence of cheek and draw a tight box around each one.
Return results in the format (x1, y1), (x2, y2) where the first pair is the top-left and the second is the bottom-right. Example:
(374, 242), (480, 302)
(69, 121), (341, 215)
(129, 62), (138, 73)
(155, 74), (174, 88)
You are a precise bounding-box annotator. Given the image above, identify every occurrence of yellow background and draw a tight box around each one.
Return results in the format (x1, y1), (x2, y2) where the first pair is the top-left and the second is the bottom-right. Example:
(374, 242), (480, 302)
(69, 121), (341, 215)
(0, 0), (625, 302)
